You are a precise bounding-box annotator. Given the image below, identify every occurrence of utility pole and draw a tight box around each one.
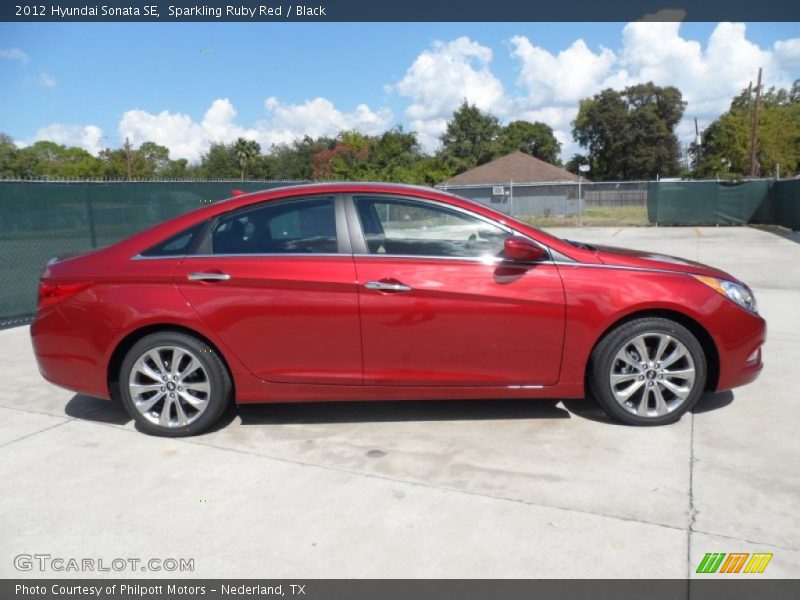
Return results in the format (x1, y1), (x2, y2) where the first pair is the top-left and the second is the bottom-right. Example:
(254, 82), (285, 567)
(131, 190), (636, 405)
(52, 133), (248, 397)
(749, 68), (762, 178)
(124, 137), (133, 180)
(694, 118), (701, 168)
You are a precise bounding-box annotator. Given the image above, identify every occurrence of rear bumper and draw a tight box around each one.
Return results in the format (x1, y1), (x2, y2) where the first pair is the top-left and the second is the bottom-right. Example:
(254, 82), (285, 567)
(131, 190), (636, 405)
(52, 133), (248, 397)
(30, 307), (116, 400)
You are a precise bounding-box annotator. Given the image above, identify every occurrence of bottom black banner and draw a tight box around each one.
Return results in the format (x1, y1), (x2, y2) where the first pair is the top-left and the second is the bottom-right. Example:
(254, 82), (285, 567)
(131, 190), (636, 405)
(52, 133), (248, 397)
(3, 579), (800, 600)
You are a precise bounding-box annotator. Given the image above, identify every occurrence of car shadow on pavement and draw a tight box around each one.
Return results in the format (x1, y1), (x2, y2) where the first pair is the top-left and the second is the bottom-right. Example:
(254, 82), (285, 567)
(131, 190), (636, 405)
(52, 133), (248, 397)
(235, 398), (570, 426)
(691, 390), (734, 414)
(562, 390), (734, 425)
(64, 390), (734, 432)
(65, 394), (131, 425)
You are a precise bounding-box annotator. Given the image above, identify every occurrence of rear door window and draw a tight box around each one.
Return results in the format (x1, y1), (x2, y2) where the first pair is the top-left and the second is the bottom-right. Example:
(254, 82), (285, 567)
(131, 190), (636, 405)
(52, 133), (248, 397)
(211, 197), (337, 255)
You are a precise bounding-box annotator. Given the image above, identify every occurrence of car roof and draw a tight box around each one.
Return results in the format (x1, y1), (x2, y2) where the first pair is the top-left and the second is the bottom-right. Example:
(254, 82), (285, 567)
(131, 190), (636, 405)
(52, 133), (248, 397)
(222, 181), (461, 203)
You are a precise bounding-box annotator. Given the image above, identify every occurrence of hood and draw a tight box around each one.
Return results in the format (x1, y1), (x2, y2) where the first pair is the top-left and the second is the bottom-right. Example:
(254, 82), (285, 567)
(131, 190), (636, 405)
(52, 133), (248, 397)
(589, 243), (740, 283)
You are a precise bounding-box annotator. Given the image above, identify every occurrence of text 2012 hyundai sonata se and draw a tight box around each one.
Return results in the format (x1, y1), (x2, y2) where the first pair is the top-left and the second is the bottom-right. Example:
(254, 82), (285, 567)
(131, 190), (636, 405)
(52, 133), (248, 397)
(31, 183), (765, 436)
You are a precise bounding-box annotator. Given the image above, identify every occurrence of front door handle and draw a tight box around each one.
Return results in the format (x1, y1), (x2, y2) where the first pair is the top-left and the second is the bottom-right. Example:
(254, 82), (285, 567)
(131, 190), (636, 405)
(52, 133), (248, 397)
(364, 280), (412, 293)
(187, 272), (231, 282)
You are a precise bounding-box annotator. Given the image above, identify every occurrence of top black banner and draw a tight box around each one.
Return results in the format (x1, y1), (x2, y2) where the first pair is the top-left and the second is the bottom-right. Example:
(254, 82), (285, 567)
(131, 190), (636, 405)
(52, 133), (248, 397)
(3, 0), (800, 22)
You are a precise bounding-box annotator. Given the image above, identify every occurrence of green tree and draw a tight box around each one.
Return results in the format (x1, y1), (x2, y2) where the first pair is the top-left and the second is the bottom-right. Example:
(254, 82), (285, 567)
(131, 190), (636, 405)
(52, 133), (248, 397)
(439, 101), (502, 174)
(95, 141), (187, 179)
(97, 148), (130, 179)
(233, 137), (261, 180)
(0, 133), (18, 178)
(197, 142), (240, 179)
(138, 142), (171, 176)
(14, 141), (104, 179)
(369, 128), (420, 180)
(265, 136), (330, 180)
(693, 81), (800, 178)
(565, 153), (590, 176)
(497, 120), (561, 164)
(572, 82), (686, 180)
(323, 131), (376, 180)
(405, 156), (453, 185)
(160, 158), (190, 179)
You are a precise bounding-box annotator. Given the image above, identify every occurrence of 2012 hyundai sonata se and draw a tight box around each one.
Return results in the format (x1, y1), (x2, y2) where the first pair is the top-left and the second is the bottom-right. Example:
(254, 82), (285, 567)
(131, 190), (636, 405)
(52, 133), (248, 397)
(31, 183), (765, 436)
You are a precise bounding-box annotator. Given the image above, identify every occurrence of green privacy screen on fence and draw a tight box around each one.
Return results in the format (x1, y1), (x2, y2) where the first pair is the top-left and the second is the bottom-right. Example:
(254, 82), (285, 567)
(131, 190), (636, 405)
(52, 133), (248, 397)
(647, 180), (774, 225)
(0, 181), (297, 321)
(646, 179), (800, 227)
(773, 179), (800, 230)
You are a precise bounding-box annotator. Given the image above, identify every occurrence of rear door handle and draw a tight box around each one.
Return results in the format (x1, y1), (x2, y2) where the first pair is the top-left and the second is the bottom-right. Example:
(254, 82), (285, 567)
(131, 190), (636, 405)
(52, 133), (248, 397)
(187, 272), (231, 282)
(364, 280), (412, 292)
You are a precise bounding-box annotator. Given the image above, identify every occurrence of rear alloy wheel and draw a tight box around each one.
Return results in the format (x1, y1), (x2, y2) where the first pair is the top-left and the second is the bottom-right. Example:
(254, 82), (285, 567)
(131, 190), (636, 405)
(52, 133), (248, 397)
(589, 318), (707, 425)
(119, 332), (232, 437)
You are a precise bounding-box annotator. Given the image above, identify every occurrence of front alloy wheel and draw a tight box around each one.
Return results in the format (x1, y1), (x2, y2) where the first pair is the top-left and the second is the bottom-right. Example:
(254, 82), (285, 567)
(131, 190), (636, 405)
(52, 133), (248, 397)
(590, 318), (707, 425)
(609, 333), (696, 418)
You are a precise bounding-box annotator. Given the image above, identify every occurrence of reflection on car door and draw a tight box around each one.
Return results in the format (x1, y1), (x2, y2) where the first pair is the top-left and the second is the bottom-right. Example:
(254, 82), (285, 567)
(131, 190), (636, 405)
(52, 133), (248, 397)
(175, 196), (363, 385)
(349, 195), (566, 387)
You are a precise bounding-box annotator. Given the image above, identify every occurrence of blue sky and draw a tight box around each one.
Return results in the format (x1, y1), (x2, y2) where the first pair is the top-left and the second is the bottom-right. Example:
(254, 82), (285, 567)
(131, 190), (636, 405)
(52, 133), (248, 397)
(1, 22), (798, 161)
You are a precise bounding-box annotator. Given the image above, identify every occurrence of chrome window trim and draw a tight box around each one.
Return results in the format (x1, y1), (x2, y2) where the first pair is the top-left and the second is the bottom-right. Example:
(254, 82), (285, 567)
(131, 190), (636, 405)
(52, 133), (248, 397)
(352, 252), (555, 265)
(132, 254), (186, 260)
(132, 251), (558, 265)
(134, 253), (348, 261)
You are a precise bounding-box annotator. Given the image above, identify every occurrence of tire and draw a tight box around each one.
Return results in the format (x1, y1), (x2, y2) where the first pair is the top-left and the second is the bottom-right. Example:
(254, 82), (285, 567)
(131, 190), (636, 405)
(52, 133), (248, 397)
(118, 331), (232, 437)
(588, 317), (707, 426)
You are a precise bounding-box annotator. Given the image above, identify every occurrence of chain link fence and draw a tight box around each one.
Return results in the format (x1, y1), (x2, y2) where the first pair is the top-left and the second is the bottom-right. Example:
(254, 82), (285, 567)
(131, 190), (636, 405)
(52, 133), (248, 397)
(438, 180), (648, 217)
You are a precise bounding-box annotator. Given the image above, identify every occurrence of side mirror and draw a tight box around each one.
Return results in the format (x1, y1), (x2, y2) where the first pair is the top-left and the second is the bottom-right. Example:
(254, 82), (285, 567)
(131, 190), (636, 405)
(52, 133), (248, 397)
(504, 236), (548, 263)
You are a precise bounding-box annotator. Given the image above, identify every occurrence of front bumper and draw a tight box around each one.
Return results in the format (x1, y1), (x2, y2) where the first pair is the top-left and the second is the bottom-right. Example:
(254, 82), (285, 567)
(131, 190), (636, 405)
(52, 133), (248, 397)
(712, 304), (766, 392)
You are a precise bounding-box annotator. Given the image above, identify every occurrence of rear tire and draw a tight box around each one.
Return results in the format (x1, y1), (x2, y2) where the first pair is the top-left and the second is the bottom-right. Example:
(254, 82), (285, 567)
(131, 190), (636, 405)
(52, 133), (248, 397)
(118, 331), (232, 437)
(588, 317), (707, 426)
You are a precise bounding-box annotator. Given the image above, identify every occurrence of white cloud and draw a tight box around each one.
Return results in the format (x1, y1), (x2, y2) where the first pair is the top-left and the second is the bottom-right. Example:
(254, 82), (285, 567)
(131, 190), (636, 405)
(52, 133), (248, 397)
(393, 36), (506, 151)
(37, 72), (56, 88)
(510, 36), (616, 106)
(19, 124), (105, 155)
(774, 38), (800, 71)
(119, 99), (260, 162)
(0, 48), (28, 63)
(117, 97), (392, 162)
(616, 21), (778, 116)
(259, 97), (392, 147)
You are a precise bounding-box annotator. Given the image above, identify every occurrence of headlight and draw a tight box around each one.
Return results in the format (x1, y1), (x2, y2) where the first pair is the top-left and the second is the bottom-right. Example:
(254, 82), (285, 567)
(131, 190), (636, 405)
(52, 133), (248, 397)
(693, 275), (758, 313)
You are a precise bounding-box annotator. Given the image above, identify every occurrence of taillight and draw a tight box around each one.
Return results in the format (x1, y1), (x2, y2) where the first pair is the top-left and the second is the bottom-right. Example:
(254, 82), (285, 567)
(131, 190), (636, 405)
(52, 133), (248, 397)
(37, 282), (91, 311)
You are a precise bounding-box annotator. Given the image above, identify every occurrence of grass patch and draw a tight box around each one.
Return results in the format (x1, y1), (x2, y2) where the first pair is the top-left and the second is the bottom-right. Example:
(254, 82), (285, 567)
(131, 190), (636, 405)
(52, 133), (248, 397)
(519, 205), (650, 228)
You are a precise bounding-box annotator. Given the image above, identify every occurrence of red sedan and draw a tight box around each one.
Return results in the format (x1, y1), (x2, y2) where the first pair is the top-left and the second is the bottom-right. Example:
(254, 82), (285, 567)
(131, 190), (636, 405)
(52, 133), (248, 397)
(31, 183), (765, 436)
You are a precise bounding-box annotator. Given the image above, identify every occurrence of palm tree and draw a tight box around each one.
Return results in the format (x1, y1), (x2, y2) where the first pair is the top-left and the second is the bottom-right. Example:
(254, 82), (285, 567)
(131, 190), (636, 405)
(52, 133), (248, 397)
(233, 138), (260, 180)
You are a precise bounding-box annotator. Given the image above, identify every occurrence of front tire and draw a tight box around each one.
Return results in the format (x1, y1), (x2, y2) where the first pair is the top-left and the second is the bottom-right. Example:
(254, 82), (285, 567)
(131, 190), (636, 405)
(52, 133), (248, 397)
(588, 317), (707, 425)
(119, 331), (232, 437)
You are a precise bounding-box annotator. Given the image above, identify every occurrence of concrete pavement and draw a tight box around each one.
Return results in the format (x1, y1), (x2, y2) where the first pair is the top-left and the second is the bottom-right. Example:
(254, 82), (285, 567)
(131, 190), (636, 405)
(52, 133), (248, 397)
(0, 226), (798, 579)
